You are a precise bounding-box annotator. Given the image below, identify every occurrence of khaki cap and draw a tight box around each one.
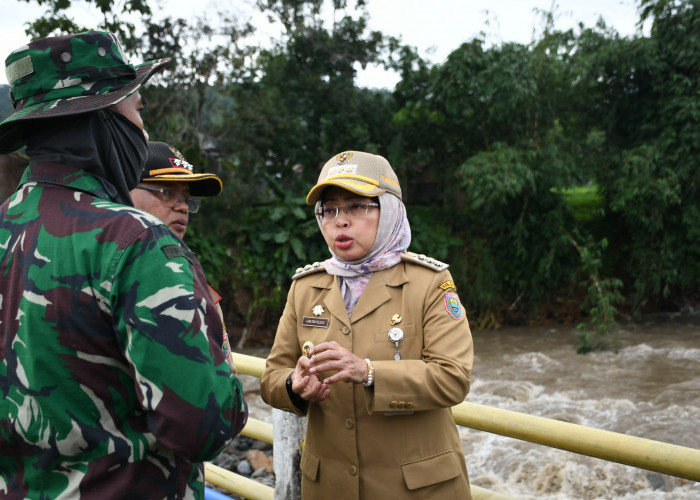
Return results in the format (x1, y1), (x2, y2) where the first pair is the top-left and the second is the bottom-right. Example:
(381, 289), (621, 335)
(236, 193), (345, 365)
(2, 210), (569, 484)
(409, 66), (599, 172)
(306, 150), (401, 204)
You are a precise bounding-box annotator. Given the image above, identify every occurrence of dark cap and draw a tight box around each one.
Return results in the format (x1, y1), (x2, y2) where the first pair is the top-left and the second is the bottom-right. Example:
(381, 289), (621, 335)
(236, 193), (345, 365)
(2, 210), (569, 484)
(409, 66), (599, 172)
(141, 141), (222, 197)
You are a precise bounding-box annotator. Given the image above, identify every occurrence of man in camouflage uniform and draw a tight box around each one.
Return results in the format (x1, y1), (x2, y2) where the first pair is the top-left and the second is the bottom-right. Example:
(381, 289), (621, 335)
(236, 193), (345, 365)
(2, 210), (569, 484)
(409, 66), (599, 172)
(0, 31), (248, 498)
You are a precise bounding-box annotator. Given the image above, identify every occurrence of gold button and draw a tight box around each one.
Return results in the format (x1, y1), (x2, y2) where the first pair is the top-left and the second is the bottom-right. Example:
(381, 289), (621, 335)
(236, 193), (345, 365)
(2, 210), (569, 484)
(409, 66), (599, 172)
(345, 418), (354, 429)
(406, 402), (414, 408)
(397, 401), (406, 408)
(390, 401), (397, 408)
(350, 465), (358, 476)
(341, 326), (350, 335)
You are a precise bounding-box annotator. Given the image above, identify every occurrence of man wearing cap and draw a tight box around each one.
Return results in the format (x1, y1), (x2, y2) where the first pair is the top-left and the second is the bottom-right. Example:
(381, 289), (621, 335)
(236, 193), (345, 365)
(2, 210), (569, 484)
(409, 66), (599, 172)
(131, 141), (236, 374)
(131, 141), (222, 240)
(0, 31), (247, 498)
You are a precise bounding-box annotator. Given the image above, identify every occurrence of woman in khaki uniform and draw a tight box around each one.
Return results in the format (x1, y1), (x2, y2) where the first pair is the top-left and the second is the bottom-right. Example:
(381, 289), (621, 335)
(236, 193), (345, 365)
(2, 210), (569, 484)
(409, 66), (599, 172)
(260, 150), (474, 499)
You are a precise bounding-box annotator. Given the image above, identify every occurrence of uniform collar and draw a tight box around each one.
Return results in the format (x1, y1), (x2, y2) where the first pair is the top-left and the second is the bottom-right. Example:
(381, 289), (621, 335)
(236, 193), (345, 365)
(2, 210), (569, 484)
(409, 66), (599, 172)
(21, 161), (115, 201)
(310, 262), (409, 324)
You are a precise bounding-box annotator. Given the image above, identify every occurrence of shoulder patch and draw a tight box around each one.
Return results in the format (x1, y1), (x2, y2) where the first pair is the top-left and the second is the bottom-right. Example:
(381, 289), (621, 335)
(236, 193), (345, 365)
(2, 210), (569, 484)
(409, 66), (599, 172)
(162, 244), (194, 264)
(401, 251), (449, 272)
(439, 280), (456, 292)
(444, 292), (463, 320)
(292, 261), (326, 280)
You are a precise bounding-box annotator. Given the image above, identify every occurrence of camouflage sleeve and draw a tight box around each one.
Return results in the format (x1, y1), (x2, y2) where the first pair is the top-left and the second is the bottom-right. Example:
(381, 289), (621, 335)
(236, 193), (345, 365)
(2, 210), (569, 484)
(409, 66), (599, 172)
(109, 224), (248, 461)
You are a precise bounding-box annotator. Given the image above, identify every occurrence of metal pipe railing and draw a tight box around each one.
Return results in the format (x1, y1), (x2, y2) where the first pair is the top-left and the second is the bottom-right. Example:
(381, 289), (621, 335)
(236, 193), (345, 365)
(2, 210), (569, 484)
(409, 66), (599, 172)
(233, 352), (266, 377)
(204, 462), (274, 499)
(451, 401), (700, 482)
(241, 417), (273, 444)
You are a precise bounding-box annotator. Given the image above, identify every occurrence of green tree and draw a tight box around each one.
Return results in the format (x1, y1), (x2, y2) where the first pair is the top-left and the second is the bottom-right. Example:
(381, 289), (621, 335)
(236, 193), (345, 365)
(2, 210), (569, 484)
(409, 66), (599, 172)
(15, 0), (150, 51)
(590, 0), (700, 308)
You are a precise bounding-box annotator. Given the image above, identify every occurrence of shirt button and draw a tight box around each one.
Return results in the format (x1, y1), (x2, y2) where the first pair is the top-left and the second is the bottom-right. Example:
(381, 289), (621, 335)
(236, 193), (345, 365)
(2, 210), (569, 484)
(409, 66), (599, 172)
(406, 402), (414, 409)
(390, 401), (397, 408)
(341, 326), (350, 335)
(397, 401), (406, 408)
(345, 418), (354, 429)
(350, 465), (358, 476)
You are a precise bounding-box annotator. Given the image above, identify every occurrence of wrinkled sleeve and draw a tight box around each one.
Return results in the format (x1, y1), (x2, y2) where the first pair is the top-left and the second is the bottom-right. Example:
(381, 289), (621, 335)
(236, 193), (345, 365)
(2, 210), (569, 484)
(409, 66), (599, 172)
(260, 281), (306, 416)
(370, 269), (473, 414)
(110, 225), (248, 461)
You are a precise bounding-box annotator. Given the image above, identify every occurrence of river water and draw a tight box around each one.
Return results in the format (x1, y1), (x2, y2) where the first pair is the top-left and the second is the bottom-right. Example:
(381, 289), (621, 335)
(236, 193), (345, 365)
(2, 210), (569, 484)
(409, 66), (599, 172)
(463, 314), (700, 499)
(239, 314), (700, 499)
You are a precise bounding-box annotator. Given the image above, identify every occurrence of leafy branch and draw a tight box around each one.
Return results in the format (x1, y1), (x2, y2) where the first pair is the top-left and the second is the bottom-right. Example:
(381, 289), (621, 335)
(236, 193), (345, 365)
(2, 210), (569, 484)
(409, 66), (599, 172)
(566, 231), (623, 353)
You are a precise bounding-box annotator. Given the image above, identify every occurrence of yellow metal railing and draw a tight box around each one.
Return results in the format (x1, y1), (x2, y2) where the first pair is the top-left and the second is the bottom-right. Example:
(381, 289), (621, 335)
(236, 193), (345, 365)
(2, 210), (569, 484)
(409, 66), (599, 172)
(205, 462), (274, 499)
(451, 402), (700, 482)
(205, 352), (700, 499)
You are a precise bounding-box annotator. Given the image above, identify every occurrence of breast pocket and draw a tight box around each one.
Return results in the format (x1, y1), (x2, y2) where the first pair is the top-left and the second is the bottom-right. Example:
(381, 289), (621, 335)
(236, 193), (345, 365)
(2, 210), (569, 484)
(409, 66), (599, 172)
(373, 323), (419, 360)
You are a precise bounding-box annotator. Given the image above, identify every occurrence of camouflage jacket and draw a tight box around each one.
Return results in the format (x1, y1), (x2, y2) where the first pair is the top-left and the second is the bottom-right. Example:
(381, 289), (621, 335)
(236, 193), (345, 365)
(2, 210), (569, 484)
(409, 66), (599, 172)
(0, 162), (248, 499)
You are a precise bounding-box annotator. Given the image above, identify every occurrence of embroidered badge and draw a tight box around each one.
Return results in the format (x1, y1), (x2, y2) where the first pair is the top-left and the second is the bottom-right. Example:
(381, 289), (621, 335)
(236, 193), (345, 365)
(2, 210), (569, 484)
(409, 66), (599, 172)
(222, 329), (232, 359)
(302, 316), (330, 328)
(444, 292), (463, 320)
(337, 151), (353, 164)
(167, 145), (194, 171)
(327, 164), (357, 177)
(162, 244), (194, 264)
(439, 280), (456, 292)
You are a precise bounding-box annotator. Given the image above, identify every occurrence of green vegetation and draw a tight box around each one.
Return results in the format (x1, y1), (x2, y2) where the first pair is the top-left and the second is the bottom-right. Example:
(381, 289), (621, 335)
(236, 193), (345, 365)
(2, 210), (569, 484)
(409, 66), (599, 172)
(554, 185), (604, 221)
(4, 0), (699, 351)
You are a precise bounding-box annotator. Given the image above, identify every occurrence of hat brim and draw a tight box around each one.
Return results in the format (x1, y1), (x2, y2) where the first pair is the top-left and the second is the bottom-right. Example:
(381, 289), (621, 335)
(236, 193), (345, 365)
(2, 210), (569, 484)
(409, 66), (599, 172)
(306, 179), (384, 205)
(0, 57), (171, 154)
(141, 171), (223, 197)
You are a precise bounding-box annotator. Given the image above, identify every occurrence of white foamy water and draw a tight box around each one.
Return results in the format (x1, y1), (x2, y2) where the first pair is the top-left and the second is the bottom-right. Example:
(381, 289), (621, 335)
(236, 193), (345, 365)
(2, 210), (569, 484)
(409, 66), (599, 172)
(465, 317), (700, 499)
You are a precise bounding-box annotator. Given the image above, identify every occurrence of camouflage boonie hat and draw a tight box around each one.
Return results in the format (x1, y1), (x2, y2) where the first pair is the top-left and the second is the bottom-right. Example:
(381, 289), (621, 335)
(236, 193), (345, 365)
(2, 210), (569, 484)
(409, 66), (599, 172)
(0, 30), (170, 153)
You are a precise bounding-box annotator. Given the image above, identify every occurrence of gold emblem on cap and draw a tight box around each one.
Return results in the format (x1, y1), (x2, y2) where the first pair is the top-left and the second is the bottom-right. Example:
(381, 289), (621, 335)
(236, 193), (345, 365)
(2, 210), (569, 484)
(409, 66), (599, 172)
(336, 151), (353, 164)
(390, 314), (402, 325)
(302, 341), (314, 358)
(312, 305), (324, 316)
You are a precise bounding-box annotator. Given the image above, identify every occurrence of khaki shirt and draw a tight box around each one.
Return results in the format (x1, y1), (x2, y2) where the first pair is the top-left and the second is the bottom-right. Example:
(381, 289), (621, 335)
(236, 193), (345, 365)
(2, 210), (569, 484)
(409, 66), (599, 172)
(261, 256), (474, 499)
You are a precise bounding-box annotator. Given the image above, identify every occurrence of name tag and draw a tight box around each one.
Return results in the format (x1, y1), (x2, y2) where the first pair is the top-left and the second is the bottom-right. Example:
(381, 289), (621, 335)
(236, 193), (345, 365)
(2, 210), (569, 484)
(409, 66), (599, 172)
(302, 316), (330, 328)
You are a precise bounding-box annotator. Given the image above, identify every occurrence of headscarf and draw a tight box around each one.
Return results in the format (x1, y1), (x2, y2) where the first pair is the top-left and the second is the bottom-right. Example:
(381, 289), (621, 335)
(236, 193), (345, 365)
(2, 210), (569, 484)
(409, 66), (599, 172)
(316, 192), (411, 315)
(24, 109), (148, 206)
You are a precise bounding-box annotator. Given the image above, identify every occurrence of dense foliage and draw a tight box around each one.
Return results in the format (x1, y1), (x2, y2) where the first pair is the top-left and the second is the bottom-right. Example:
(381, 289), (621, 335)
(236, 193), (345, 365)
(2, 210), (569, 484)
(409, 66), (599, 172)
(4, 0), (699, 350)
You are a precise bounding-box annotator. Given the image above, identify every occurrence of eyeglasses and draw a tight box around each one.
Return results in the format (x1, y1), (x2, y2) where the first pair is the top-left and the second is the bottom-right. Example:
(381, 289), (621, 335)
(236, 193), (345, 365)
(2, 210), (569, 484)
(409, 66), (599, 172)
(135, 185), (202, 213)
(315, 201), (379, 220)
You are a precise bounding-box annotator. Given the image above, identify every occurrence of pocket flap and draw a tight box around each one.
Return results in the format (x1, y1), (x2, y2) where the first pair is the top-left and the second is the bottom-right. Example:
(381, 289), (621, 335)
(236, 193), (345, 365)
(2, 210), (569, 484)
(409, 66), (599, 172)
(300, 448), (320, 482)
(401, 450), (461, 490)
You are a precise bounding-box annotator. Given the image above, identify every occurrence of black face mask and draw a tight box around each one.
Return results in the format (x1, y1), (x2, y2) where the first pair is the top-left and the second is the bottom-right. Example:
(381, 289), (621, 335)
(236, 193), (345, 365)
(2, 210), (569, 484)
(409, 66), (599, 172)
(99, 109), (149, 204)
(25, 108), (148, 206)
